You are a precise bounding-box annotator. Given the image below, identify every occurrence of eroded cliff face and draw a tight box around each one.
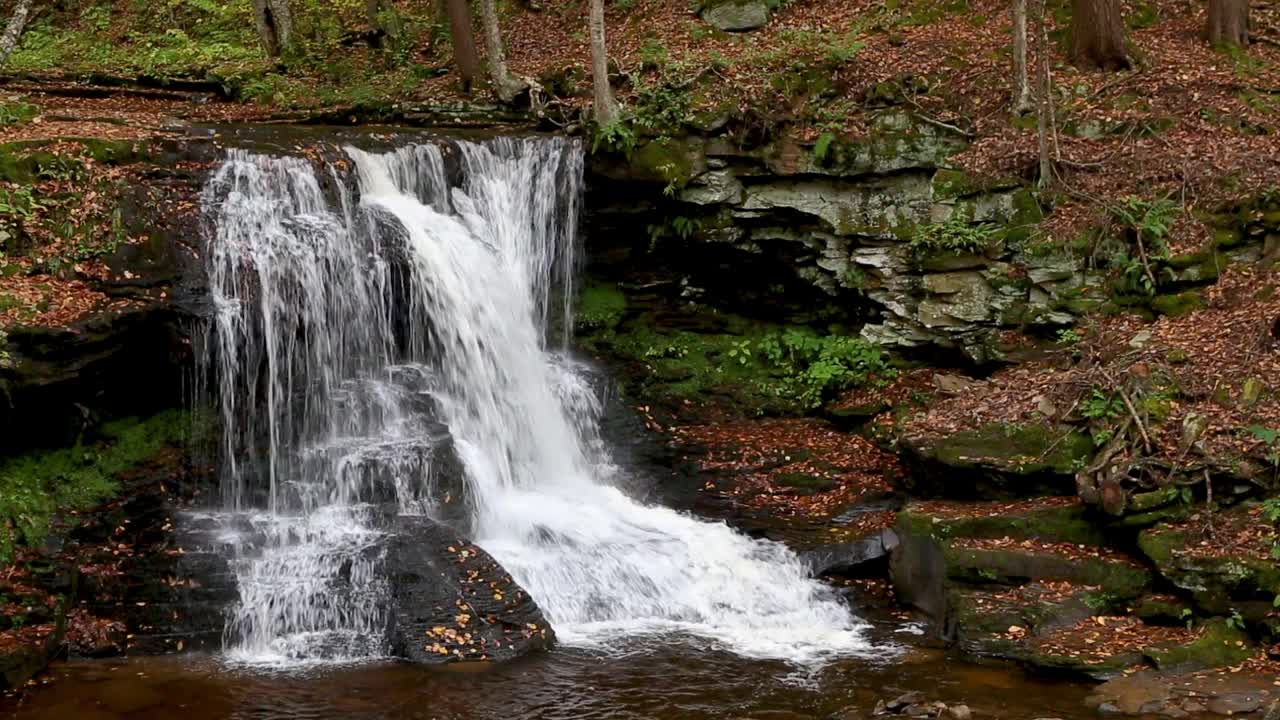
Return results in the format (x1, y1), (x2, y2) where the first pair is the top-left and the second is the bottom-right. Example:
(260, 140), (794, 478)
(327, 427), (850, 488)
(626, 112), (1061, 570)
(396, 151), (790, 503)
(583, 111), (1280, 368)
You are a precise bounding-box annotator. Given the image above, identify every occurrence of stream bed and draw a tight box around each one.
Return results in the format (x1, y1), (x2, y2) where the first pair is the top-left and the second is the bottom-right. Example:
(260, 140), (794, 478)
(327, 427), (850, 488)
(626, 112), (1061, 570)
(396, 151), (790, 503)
(5, 639), (1097, 720)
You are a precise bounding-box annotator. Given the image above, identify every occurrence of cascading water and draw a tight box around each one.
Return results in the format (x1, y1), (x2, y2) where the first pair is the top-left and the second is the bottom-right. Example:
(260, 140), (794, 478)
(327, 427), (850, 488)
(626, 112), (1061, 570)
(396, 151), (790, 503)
(201, 136), (884, 666)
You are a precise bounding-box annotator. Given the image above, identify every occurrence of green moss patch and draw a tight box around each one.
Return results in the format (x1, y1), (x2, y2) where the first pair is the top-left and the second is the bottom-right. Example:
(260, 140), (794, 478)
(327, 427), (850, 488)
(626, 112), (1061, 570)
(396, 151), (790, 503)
(575, 283), (628, 332)
(1144, 618), (1253, 673)
(0, 409), (189, 561)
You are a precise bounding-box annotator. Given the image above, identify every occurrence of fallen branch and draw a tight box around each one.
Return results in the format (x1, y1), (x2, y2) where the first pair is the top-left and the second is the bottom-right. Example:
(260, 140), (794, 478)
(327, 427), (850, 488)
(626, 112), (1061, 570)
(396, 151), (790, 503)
(1115, 384), (1153, 454)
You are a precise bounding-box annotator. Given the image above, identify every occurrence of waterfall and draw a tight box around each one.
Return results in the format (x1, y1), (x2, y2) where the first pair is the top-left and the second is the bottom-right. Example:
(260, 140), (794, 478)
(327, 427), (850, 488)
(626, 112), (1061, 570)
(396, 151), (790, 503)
(201, 136), (881, 665)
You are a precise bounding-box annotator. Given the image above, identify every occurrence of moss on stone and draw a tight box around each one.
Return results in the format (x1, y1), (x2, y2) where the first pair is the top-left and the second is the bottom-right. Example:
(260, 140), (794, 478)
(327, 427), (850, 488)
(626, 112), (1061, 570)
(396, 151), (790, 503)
(927, 423), (1093, 477)
(1138, 517), (1280, 616)
(0, 409), (190, 561)
(1149, 291), (1204, 317)
(629, 138), (702, 187)
(944, 545), (1151, 599)
(899, 502), (1106, 546)
(576, 283), (628, 332)
(1144, 618), (1253, 673)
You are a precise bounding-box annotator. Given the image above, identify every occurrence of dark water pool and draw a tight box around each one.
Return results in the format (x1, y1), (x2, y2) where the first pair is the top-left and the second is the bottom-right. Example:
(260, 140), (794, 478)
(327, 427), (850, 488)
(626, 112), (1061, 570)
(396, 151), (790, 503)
(3, 636), (1098, 720)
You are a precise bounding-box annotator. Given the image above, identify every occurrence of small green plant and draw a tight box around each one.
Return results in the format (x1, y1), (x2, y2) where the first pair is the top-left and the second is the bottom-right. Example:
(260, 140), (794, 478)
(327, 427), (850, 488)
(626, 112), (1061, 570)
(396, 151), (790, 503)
(637, 38), (668, 71)
(646, 215), (701, 247)
(1180, 608), (1194, 629)
(813, 132), (836, 163)
(1110, 196), (1178, 295)
(755, 329), (893, 407)
(911, 215), (1001, 257)
(1082, 389), (1124, 421)
(591, 119), (638, 157)
(823, 33), (866, 63)
(726, 339), (753, 366)
(1056, 328), (1083, 345)
(0, 102), (39, 126)
(1225, 609), (1246, 631)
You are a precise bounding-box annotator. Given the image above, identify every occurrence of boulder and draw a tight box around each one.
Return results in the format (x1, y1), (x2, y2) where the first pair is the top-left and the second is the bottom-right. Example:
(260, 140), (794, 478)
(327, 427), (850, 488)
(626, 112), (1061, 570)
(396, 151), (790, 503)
(898, 423), (1093, 499)
(386, 516), (554, 663)
(700, 0), (770, 31)
(1137, 507), (1280, 620)
(802, 527), (899, 577)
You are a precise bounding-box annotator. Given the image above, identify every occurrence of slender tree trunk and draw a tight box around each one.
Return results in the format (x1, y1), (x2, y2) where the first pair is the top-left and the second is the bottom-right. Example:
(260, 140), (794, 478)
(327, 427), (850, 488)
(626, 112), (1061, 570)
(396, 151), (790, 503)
(1070, 0), (1130, 70)
(589, 0), (619, 125)
(1206, 0), (1249, 47)
(479, 0), (527, 103)
(443, 0), (480, 93)
(1012, 0), (1033, 114)
(1035, 0), (1053, 188)
(0, 0), (33, 66)
(253, 0), (293, 57)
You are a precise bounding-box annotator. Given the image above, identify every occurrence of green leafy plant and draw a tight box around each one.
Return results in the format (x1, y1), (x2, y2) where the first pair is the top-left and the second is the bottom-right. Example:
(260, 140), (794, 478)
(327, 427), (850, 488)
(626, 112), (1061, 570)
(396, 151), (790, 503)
(1225, 609), (1246, 631)
(591, 119), (638, 157)
(1110, 196), (1177, 296)
(1056, 328), (1082, 345)
(813, 132), (836, 163)
(911, 215), (1001, 257)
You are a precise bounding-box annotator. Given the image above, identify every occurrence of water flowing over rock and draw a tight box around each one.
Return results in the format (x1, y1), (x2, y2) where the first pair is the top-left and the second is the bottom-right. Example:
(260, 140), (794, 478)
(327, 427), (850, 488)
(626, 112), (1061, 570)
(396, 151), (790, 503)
(198, 136), (886, 665)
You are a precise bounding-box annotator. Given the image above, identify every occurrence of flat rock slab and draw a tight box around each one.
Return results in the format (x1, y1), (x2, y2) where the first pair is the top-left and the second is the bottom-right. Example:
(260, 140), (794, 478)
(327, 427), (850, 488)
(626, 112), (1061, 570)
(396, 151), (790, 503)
(1088, 669), (1277, 717)
(387, 516), (554, 664)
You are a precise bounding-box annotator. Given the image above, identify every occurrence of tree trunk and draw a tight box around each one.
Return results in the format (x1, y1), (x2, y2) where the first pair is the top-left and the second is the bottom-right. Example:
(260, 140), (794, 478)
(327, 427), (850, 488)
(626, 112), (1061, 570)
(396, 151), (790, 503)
(1070, 0), (1131, 70)
(443, 0), (480, 93)
(1012, 0), (1033, 114)
(479, 0), (527, 103)
(0, 0), (33, 66)
(253, 0), (293, 57)
(1035, 0), (1053, 188)
(589, 0), (619, 125)
(1206, 0), (1249, 47)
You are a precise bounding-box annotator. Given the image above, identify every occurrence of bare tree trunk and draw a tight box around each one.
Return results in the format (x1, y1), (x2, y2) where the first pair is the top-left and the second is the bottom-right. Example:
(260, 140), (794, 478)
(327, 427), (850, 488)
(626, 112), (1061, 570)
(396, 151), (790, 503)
(443, 0), (480, 93)
(1012, 0), (1033, 114)
(479, 0), (527, 103)
(0, 0), (33, 66)
(1035, 0), (1053, 188)
(253, 0), (293, 57)
(1206, 0), (1249, 47)
(1070, 0), (1130, 70)
(589, 0), (619, 125)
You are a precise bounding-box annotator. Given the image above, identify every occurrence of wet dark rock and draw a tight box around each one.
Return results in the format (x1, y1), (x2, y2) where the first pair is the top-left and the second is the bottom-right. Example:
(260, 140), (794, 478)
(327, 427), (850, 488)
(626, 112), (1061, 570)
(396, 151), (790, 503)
(802, 527), (899, 577)
(0, 621), (64, 691)
(1207, 695), (1264, 715)
(889, 524), (949, 638)
(386, 516), (553, 664)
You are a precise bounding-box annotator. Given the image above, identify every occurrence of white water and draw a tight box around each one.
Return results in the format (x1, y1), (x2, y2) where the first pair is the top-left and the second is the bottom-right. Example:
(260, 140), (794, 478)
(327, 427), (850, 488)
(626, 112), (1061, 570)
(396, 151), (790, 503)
(202, 137), (884, 665)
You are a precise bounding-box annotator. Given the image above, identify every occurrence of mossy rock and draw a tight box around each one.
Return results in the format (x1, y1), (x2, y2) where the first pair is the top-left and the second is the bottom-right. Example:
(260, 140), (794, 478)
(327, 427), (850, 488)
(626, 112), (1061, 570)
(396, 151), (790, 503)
(899, 423), (1093, 499)
(948, 586), (1141, 680)
(1130, 594), (1194, 626)
(897, 500), (1106, 546)
(930, 169), (1021, 201)
(1143, 618), (1253, 673)
(943, 545), (1151, 599)
(1138, 515), (1280, 618)
(628, 138), (706, 187)
(576, 283), (627, 333)
(1149, 291), (1204, 317)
